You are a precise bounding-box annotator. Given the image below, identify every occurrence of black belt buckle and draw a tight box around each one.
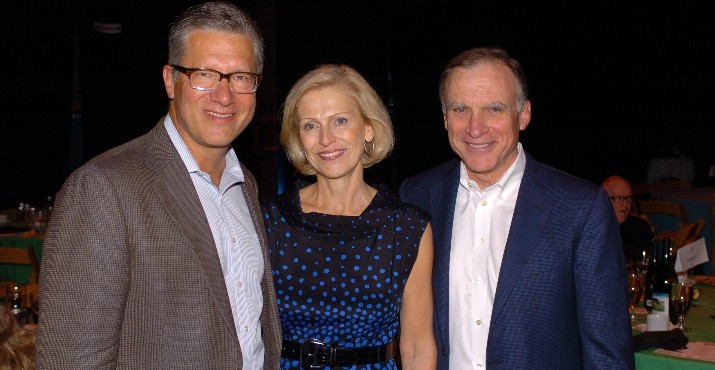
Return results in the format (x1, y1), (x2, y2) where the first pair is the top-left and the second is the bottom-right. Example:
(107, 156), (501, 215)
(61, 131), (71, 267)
(300, 338), (331, 369)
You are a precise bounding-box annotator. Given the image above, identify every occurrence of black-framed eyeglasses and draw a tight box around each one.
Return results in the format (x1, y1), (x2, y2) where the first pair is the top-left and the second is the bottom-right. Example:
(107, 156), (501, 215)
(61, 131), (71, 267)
(609, 195), (633, 203)
(171, 65), (261, 94)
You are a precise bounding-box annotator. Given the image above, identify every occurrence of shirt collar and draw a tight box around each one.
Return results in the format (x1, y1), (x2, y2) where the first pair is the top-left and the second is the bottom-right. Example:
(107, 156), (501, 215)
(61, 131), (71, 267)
(459, 142), (526, 196)
(163, 115), (244, 184)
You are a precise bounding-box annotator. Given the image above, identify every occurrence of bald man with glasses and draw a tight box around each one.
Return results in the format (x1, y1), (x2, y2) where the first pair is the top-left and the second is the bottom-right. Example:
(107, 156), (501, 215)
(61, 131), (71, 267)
(602, 175), (655, 265)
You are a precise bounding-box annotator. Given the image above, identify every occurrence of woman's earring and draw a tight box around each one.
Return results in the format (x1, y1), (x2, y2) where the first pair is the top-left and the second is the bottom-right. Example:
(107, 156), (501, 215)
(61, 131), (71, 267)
(363, 140), (375, 156)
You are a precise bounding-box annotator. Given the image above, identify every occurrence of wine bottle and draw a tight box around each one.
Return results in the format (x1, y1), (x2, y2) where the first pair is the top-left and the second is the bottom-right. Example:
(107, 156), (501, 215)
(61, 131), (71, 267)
(661, 239), (679, 324)
(643, 239), (658, 312)
(649, 238), (678, 323)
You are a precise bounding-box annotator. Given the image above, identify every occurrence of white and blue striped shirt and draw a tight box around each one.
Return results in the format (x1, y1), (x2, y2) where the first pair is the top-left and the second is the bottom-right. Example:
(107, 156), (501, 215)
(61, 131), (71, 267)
(164, 116), (264, 370)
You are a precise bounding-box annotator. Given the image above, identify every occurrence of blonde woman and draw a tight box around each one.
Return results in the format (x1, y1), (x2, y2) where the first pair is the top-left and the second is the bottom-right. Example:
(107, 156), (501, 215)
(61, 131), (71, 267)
(262, 64), (436, 369)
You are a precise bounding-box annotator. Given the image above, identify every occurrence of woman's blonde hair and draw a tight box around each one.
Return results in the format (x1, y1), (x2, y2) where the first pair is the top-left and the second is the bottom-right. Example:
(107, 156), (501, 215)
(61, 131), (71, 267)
(0, 307), (35, 370)
(280, 64), (394, 176)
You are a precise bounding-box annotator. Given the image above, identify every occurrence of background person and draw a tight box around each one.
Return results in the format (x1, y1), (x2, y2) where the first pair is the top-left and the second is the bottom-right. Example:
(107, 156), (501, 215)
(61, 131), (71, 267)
(601, 175), (655, 265)
(35, 2), (281, 368)
(262, 64), (437, 369)
(400, 47), (634, 369)
(0, 306), (35, 370)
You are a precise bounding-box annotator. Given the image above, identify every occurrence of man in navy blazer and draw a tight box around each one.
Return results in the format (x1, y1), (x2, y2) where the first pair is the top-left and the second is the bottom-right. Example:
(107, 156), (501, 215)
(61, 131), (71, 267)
(400, 47), (634, 369)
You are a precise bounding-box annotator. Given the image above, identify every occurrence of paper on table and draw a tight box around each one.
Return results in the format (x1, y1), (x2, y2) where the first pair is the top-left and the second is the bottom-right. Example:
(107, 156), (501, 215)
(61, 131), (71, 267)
(654, 342), (715, 363)
(675, 238), (710, 273)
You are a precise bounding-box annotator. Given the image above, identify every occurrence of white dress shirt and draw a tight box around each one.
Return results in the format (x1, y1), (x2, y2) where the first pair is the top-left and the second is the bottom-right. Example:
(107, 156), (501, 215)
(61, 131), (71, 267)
(165, 117), (264, 370)
(449, 143), (525, 369)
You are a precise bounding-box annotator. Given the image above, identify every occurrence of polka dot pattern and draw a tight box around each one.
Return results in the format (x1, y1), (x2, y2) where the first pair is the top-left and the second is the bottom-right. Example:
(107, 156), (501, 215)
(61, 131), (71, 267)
(262, 182), (429, 369)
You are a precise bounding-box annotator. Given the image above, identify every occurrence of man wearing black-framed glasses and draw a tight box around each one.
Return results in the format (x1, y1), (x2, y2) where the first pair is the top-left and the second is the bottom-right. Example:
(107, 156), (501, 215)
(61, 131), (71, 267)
(36, 2), (281, 369)
(602, 175), (654, 265)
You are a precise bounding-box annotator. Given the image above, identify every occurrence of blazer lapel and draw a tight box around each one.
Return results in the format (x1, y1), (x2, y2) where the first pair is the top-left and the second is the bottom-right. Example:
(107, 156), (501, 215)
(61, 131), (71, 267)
(491, 156), (549, 323)
(145, 121), (238, 340)
(431, 161), (460, 348)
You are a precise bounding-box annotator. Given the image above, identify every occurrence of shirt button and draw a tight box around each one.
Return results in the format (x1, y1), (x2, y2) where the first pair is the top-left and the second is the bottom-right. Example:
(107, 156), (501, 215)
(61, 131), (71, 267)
(244, 326), (249, 333)
(481, 200), (487, 206)
(476, 319), (482, 325)
(231, 237), (237, 244)
(237, 281), (243, 289)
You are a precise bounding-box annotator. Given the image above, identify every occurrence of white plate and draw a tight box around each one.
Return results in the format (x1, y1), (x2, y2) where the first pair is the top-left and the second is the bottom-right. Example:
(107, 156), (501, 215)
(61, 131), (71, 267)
(632, 321), (678, 332)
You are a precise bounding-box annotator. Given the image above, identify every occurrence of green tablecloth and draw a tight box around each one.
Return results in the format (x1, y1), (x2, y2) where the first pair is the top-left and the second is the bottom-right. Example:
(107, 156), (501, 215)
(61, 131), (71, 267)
(635, 283), (715, 369)
(0, 234), (44, 285)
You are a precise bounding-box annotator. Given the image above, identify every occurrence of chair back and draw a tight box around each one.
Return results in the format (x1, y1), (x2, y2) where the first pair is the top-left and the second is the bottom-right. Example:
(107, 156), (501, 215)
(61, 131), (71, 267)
(638, 200), (692, 249)
(683, 219), (706, 247)
(0, 246), (39, 284)
(638, 200), (687, 223)
(631, 180), (692, 215)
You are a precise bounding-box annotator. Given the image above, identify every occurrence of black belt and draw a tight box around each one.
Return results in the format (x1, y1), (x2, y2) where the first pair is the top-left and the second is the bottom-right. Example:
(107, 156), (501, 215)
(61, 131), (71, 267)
(282, 339), (395, 369)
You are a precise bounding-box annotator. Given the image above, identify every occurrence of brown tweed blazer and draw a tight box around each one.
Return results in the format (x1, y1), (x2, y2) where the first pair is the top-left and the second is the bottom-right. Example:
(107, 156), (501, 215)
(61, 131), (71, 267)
(36, 119), (281, 369)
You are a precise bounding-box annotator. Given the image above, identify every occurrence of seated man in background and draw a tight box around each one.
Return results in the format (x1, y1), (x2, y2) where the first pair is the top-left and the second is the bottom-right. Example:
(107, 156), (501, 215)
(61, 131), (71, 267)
(601, 175), (654, 265)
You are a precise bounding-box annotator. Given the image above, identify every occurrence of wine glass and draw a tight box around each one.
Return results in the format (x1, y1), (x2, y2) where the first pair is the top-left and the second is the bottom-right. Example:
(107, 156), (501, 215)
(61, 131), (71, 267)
(627, 269), (643, 321)
(8, 282), (28, 326)
(671, 279), (694, 331)
(633, 248), (650, 278)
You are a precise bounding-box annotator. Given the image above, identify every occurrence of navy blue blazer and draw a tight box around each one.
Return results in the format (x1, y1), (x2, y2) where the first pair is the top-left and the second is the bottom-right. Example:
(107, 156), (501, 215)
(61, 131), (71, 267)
(400, 154), (634, 370)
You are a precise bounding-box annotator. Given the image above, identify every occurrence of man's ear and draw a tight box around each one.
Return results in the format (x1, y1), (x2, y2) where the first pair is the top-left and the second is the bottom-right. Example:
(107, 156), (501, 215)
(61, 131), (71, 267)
(519, 100), (531, 130)
(162, 65), (176, 99)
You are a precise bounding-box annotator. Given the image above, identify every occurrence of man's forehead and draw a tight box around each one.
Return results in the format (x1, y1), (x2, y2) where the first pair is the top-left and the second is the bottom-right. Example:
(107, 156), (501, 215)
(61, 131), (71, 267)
(450, 64), (514, 87)
(604, 182), (632, 194)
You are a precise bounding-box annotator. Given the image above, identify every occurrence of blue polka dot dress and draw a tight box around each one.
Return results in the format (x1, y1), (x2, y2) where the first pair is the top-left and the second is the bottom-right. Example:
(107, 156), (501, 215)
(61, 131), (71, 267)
(261, 181), (429, 369)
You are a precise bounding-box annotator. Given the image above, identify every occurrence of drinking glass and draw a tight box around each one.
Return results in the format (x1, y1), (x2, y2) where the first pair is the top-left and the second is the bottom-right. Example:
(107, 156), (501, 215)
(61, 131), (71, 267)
(671, 279), (694, 331)
(8, 282), (28, 326)
(633, 248), (650, 277)
(627, 269), (643, 321)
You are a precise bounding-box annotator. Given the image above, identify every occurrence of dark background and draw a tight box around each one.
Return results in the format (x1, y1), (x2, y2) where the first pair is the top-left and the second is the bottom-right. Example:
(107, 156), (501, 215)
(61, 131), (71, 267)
(2, 1), (714, 209)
